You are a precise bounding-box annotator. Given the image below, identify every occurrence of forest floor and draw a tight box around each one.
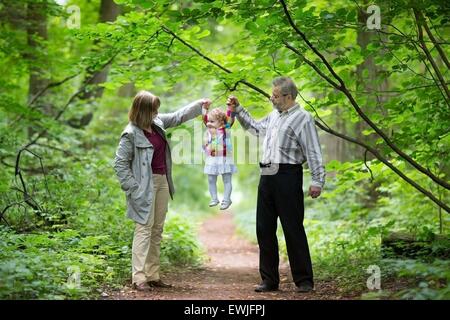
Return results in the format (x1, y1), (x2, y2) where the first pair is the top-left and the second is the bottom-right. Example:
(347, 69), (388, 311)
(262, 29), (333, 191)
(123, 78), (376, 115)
(107, 212), (364, 300)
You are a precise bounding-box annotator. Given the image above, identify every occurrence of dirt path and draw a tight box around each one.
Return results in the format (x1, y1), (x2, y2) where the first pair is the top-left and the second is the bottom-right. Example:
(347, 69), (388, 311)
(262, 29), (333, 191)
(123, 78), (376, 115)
(108, 212), (350, 300)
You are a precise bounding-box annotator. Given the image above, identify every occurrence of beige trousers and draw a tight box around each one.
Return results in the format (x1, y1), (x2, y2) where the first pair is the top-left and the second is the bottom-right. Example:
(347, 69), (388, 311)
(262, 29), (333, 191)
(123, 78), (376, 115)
(132, 174), (170, 285)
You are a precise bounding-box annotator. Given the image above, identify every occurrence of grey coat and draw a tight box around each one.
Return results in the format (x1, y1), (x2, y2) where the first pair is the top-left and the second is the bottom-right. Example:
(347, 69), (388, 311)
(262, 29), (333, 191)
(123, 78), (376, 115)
(113, 100), (203, 224)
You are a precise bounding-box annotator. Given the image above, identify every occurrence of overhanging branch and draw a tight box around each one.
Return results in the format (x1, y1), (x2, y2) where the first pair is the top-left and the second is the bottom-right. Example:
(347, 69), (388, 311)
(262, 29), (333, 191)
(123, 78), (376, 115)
(161, 26), (449, 212)
(278, 0), (450, 190)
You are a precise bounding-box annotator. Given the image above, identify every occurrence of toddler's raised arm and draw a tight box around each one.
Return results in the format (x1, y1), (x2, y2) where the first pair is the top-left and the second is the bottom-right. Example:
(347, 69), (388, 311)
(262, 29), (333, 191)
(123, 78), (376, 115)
(202, 105), (209, 126)
(225, 106), (236, 128)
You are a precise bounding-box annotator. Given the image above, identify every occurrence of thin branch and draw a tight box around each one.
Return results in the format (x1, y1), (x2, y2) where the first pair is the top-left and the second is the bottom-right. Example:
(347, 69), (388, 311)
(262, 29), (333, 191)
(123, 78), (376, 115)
(271, 52), (283, 76)
(162, 26), (232, 74)
(35, 142), (74, 157)
(167, 36), (176, 52)
(409, 25), (450, 108)
(411, 36), (450, 106)
(22, 89), (84, 150)
(21, 51), (120, 150)
(27, 73), (79, 108)
(15, 148), (51, 199)
(278, 0), (345, 87)
(364, 149), (374, 182)
(222, 34), (252, 54)
(160, 26), (449, 212)
(13, 150), (41, 213)
(333, 19), (448, 45)
(161, 26), (270, 99)
(297, 91), (331, 131)
(425, 12), (446, 44)
(376, 32), (434, 81)
(419, 10), (450, 70)
(348, 82), (450, 95)
(279, 0), (450, 190)
(413, 8), (450, 102)
(1, 157), (59, 174)
(314, 120), (449, 212)
(211, 89), (231, 104)
(0, 201), (29, 226)
(283, 41), (341, 89)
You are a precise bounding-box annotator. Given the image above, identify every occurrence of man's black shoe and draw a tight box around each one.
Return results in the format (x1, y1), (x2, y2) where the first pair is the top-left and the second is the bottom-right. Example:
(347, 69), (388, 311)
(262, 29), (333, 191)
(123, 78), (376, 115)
(295, 283), (314, 293)
(254, 283), (279, 292)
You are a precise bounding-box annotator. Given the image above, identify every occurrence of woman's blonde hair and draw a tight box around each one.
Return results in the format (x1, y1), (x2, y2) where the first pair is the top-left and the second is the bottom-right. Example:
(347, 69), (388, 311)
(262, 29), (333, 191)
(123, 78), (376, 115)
(209, 108), (227, 127)
(128, 90), (160, 130)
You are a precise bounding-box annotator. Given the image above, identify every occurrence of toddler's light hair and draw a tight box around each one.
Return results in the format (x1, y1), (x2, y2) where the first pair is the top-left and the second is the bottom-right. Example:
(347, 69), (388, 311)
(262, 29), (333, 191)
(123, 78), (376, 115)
(209, 108), (228, 126)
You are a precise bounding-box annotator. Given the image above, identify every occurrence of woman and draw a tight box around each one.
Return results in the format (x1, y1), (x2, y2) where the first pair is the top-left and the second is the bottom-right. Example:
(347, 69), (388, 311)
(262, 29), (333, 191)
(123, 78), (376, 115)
(114, 90), (210, 291)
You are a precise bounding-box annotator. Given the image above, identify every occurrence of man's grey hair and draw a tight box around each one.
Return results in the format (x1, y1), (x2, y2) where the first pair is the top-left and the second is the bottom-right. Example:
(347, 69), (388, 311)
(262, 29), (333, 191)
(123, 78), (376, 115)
(272, 76), (298, 99)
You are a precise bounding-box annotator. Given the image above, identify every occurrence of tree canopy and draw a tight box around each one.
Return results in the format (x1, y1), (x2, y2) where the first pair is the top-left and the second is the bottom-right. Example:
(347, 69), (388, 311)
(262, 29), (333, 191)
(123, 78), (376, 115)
(0, 0), (449, 300)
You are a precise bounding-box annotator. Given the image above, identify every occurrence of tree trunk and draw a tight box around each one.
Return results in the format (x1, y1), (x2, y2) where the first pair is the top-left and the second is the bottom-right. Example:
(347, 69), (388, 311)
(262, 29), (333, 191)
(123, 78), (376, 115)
(118, 83), (136, 97)
(355, 7), (377, 148)
(26, 1), (50, 137)
(67, 0), (120, 129)
(354, 5), (390, 206)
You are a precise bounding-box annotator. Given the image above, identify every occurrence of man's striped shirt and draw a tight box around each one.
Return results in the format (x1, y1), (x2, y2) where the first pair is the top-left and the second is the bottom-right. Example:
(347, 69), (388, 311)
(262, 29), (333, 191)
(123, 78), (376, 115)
(234, 103), (325, 188)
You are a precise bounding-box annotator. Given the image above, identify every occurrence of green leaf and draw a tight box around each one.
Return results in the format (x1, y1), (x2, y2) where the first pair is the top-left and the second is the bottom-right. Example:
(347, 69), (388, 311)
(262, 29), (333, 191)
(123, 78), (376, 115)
(317, 108), (332, 117)
(196, 29), (211, 39)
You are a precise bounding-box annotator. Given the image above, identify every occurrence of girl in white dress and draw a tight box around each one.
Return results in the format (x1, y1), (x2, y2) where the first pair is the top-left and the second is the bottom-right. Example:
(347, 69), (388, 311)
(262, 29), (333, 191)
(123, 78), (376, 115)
(202, 105), (237, 210)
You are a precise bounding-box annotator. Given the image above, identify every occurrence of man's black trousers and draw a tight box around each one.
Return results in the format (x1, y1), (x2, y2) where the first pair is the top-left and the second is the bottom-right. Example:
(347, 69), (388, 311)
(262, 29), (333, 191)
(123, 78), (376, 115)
(256, 164), (313, 287)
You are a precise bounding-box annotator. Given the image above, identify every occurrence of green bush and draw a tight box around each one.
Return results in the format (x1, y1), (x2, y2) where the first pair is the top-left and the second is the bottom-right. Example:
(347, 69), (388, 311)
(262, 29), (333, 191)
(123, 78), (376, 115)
(0, 227), (118, 299)
(380, 258), (450, 300)
(0, 148), (205, 299)
(232, 162), (449, 299)
(161, 212), (205, 267)
(0, 210), (205, 299)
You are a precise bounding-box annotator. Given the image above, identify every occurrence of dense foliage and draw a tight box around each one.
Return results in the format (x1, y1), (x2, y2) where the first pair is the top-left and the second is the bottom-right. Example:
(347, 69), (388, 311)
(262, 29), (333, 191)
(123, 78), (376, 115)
(0, 0), (448, 299)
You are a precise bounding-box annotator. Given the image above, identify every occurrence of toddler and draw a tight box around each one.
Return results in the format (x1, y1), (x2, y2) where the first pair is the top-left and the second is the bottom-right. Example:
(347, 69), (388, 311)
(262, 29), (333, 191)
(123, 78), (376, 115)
(202, 104), (237, 210)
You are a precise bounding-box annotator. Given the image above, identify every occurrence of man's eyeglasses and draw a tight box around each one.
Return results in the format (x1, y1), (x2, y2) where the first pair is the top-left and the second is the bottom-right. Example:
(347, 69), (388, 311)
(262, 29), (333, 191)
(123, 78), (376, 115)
(271, 93), (289, 99)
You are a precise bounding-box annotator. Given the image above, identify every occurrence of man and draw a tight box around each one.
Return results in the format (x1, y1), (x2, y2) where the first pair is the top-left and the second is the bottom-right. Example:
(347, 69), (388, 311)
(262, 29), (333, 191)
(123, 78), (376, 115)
(227, 76), (325, 293)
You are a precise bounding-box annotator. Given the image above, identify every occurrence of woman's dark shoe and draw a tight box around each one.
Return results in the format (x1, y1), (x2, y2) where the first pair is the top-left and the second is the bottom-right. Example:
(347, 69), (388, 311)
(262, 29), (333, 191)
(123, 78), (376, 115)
(147, 280), (172, 288)
(132, 282), (153, 291)
(254, 282), (279, 292)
